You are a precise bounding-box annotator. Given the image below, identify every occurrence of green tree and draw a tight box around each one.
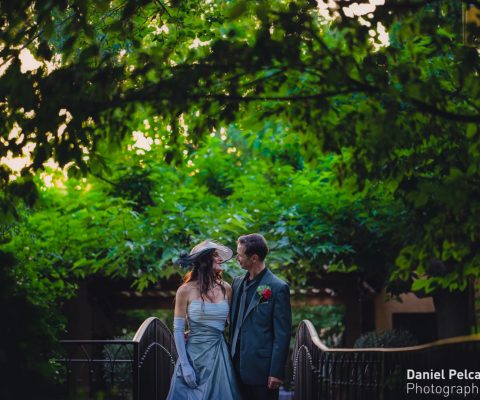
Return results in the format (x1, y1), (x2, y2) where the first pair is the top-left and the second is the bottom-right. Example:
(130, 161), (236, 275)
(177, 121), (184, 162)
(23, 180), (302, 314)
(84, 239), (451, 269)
(1, 0), (479, 353)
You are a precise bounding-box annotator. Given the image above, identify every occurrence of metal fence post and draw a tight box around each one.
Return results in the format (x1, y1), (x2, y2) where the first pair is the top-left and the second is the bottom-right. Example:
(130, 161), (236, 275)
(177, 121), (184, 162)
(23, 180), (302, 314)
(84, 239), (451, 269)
(133, 341), (140, 400)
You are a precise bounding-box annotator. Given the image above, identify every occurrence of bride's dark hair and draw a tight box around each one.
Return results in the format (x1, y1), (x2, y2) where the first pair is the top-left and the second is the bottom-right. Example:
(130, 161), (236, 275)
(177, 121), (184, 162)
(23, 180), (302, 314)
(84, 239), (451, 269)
(177, 248), (226, 302)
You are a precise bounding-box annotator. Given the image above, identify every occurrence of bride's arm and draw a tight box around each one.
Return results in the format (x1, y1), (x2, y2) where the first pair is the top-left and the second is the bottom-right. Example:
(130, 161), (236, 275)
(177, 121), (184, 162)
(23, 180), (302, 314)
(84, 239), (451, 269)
(173, 284), (197, 388)
(174, 284), (189, 318)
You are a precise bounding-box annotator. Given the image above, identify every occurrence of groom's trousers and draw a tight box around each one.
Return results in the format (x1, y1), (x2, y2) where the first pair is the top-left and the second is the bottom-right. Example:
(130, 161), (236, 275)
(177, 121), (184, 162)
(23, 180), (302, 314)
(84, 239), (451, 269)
(233, 352), (279, 400)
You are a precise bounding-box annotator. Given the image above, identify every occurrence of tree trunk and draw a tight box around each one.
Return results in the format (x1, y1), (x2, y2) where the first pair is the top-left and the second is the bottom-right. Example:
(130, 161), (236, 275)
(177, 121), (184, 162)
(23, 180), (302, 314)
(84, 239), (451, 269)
(343, 276), (362, 347)
(433, 283), (475, 339)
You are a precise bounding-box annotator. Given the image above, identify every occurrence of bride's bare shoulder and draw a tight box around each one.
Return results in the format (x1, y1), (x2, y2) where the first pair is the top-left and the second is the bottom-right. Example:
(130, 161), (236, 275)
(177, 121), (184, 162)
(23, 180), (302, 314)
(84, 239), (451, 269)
(220, 281), (232, 297)
(177, 282), (197, 296)
(221, 281), (232, 289)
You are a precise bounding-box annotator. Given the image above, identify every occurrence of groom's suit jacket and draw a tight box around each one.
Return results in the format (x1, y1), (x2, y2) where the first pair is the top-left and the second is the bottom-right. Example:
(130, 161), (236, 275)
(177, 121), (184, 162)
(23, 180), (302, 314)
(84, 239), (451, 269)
(230, 269), (292, 385)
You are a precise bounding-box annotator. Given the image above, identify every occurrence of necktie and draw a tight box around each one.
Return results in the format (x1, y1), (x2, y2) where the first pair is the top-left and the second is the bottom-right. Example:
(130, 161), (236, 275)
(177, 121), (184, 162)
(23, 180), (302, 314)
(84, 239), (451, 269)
(231, 279), (255, 358)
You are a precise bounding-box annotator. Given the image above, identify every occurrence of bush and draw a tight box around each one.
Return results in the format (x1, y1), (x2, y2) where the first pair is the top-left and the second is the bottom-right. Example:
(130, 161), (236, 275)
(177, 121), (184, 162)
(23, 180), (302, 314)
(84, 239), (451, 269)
(354, 329), (418, 348)
(117, 309), (175, 334)
(102, 332), (136, 397)
(0, 251), (63, 400)
(292, 305), (345, 347)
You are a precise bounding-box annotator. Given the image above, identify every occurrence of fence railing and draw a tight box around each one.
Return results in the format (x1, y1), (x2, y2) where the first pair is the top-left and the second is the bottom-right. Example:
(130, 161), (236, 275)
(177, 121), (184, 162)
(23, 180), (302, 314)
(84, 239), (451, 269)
(292, 320), (480, 400)
(57, 317), (177, 400)
(133, 317), (178, 400)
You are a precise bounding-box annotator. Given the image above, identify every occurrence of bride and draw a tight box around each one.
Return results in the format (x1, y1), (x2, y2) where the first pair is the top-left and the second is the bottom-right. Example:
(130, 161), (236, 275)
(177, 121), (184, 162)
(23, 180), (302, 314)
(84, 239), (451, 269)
(166, 240), (241, 400)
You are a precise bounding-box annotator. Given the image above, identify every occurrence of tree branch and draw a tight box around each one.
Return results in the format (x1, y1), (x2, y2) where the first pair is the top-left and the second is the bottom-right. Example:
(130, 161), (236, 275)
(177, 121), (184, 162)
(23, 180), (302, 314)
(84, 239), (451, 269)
(408, 98), (480, 123)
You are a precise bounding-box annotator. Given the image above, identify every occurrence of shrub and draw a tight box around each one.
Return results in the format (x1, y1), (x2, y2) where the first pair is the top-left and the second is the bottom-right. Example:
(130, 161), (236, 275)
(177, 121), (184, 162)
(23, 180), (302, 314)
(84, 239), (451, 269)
(292, 305), (345, 347)
(354, 329), (418, 348)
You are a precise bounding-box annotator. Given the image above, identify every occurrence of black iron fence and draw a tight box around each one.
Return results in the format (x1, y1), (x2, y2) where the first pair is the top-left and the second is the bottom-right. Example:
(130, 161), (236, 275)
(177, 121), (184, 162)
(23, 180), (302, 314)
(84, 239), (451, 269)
(58, 339), (136, 399)
(292, 320), (480, 400)
(57, 317), (177, 400)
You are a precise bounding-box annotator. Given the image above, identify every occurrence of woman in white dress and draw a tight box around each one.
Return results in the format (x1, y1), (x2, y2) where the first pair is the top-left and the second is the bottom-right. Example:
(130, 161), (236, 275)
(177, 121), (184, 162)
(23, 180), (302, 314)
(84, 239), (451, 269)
(166, 240), (241, 400)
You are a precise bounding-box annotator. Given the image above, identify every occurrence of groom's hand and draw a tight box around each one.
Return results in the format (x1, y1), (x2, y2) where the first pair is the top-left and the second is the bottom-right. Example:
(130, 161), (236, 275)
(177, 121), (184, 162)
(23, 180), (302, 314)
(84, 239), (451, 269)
(267, 376), (282, 390)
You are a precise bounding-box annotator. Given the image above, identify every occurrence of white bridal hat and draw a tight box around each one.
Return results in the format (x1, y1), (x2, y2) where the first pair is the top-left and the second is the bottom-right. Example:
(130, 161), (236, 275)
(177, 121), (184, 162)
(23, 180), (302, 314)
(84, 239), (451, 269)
(190, 240), (233, 263)
(176, 239), (234, 267)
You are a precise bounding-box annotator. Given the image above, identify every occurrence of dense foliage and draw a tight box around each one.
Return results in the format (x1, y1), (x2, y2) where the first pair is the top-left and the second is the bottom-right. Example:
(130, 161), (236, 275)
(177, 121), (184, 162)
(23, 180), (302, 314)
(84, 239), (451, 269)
(1, 0), (479, 294)
(292, 305), (345, 347)
(3, 125), (403, 299)
(354, 329), (418, 348)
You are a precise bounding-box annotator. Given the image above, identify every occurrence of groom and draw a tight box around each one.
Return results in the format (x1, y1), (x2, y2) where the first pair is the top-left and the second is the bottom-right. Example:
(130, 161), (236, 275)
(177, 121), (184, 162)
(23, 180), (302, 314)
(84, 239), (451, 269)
(230, 233), (292, 400)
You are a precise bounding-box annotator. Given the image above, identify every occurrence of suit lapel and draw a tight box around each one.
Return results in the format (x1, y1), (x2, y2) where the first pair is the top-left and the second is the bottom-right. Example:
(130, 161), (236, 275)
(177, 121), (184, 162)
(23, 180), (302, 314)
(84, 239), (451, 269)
(230, 275), (245, 325)
(241, 269), (272, 325)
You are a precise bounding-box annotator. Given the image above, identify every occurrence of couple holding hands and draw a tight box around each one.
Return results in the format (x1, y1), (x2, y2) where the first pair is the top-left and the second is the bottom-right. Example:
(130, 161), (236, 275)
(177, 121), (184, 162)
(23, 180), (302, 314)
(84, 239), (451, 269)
(167, 233), (292, 400)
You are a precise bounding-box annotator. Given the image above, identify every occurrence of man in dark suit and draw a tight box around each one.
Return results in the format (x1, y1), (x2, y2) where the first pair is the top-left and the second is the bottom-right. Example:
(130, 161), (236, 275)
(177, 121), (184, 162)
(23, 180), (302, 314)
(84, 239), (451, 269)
(230, 233), (292, 400)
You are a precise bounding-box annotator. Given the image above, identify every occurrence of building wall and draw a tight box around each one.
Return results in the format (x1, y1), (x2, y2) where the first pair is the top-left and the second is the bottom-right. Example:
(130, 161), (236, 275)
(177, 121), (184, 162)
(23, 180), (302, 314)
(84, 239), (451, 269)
(375, 289), (435, 332)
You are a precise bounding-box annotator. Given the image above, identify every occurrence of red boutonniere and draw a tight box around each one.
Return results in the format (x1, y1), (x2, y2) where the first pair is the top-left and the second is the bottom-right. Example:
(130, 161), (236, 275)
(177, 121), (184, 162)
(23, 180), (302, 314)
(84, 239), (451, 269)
(257, 285), (272, 302)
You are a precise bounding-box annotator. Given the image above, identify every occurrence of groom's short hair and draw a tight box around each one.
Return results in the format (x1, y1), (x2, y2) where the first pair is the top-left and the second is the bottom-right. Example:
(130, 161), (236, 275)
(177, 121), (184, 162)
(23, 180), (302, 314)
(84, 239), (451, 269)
(238, 233), (269, 261)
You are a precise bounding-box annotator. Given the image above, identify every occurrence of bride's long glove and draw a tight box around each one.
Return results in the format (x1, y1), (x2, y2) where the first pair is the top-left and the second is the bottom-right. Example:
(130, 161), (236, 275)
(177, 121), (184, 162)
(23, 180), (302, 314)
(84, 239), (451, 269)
(173, 317), (197, 388)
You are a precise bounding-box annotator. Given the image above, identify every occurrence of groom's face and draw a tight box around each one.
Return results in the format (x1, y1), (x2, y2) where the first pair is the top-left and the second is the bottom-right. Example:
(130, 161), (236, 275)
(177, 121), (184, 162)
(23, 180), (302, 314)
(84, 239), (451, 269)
(236, 243), (253, 270)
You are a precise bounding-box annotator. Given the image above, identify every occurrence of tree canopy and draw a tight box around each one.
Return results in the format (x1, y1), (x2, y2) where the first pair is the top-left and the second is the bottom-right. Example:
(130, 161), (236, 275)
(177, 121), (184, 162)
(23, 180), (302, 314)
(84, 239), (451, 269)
(3, 124), (404, 300)
(2, 0), (479, 294)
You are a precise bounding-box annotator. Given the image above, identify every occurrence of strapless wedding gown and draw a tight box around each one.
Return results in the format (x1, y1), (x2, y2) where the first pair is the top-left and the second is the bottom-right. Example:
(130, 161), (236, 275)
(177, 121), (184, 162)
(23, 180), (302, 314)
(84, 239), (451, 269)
(166, 300), (241, 399)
